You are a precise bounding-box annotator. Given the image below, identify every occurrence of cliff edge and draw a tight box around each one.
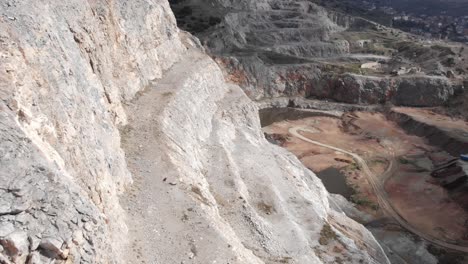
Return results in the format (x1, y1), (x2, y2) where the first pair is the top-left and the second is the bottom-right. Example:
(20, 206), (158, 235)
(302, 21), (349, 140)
(0, 1), (389, 263)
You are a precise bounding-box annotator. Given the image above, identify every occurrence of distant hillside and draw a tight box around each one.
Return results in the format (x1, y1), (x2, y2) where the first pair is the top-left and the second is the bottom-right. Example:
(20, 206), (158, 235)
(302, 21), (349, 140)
(375, 0), (468, 16)
(311, 0), (394, 26)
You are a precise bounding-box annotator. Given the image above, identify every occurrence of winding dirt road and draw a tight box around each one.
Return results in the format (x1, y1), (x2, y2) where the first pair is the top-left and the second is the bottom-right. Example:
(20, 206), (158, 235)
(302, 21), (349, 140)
(289, 126), (468, 253)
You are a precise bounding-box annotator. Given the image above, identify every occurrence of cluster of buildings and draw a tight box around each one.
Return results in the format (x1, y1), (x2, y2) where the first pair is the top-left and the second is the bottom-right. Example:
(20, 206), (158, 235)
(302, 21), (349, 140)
(355, 0), (468, 43)
(392, 14), (468, 43)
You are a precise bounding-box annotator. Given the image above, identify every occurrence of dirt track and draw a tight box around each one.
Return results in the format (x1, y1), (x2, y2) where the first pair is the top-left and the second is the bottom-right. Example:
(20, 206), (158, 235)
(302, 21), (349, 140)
(289, 126), (468, 253)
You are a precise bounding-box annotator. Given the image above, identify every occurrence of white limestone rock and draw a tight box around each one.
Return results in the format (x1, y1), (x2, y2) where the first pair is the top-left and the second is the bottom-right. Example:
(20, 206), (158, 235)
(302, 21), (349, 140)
(0, 0), (184, 262)
(0, 0), (390, 263)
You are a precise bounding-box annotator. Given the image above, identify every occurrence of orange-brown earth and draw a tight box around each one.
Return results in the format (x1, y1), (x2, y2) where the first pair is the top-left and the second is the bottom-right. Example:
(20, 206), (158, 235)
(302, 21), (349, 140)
(263, 111), (468, 245)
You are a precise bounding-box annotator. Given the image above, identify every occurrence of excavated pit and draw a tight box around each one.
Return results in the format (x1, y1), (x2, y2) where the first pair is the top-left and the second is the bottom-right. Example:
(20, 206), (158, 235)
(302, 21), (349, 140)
(259, 107), (341, 127)
(259, 106), (468, 264)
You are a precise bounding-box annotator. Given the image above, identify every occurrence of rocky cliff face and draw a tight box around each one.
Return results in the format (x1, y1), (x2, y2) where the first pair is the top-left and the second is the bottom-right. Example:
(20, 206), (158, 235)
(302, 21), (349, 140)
(0, 0), (183, 262)
(215, 57), (456, 106)
(1, 0), (389, 263)
(121, 47), (389, 263)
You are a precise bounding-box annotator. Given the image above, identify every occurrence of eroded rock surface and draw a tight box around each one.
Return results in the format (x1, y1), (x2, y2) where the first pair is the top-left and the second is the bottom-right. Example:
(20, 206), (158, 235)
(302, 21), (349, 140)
(1, 0), (390, 263)
(1, 0), (183, 262)
(121, 47), (390, 263)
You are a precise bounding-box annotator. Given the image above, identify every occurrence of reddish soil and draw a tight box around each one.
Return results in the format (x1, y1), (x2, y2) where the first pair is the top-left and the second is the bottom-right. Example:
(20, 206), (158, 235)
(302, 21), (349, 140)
(263, 110), (468, 245)
(385, 162), (468, 244)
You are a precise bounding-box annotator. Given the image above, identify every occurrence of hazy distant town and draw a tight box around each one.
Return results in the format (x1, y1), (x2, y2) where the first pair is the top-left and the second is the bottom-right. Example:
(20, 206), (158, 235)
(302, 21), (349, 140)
(361, 1), (468, 43)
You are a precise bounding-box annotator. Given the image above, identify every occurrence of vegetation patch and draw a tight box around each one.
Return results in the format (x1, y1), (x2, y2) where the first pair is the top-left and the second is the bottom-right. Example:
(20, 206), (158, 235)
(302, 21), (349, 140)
(319, 223), (338, 245)
(398, 157), (410, 164)
(431, 45), (456, 57)
(398, 156), (425, 170)
(346, 162), (361, 171)
(350, 194), (379, 211)
(348, 183), (379, 211)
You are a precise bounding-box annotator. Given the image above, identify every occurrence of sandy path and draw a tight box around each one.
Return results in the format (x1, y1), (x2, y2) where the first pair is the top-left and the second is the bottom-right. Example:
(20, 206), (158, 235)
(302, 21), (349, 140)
(120, 49), (216, 263)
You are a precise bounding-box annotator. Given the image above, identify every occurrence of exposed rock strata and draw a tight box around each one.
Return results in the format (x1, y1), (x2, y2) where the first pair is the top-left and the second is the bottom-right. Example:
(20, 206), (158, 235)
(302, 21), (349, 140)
(216, 57), (455, 106)
(1, 0), (390, 263)
(171, 0), (464, 106)
(387, 108), (468, 156)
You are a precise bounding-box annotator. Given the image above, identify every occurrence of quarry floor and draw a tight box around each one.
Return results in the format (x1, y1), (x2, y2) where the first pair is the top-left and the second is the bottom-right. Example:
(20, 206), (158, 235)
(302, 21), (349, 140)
(263, 109), (468, 250)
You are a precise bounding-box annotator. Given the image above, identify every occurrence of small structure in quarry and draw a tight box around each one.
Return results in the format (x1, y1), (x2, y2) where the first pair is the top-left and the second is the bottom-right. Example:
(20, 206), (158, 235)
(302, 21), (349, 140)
(361, 62), (381, 70)
(461, 154), (468, 162)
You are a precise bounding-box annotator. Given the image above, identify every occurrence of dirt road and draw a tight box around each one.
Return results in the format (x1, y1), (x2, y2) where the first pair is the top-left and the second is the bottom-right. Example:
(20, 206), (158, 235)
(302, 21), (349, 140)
(289, 126), (468, 253)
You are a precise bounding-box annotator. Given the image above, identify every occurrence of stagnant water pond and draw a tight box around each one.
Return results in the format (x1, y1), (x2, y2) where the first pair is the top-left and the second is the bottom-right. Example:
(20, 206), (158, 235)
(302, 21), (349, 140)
(260, 107), (355, 199)
(316, 167), (354, 199)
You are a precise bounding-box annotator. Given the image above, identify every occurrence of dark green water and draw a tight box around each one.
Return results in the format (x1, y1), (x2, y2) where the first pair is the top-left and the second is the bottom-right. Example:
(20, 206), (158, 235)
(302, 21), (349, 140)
(316, 167), (354, 199)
